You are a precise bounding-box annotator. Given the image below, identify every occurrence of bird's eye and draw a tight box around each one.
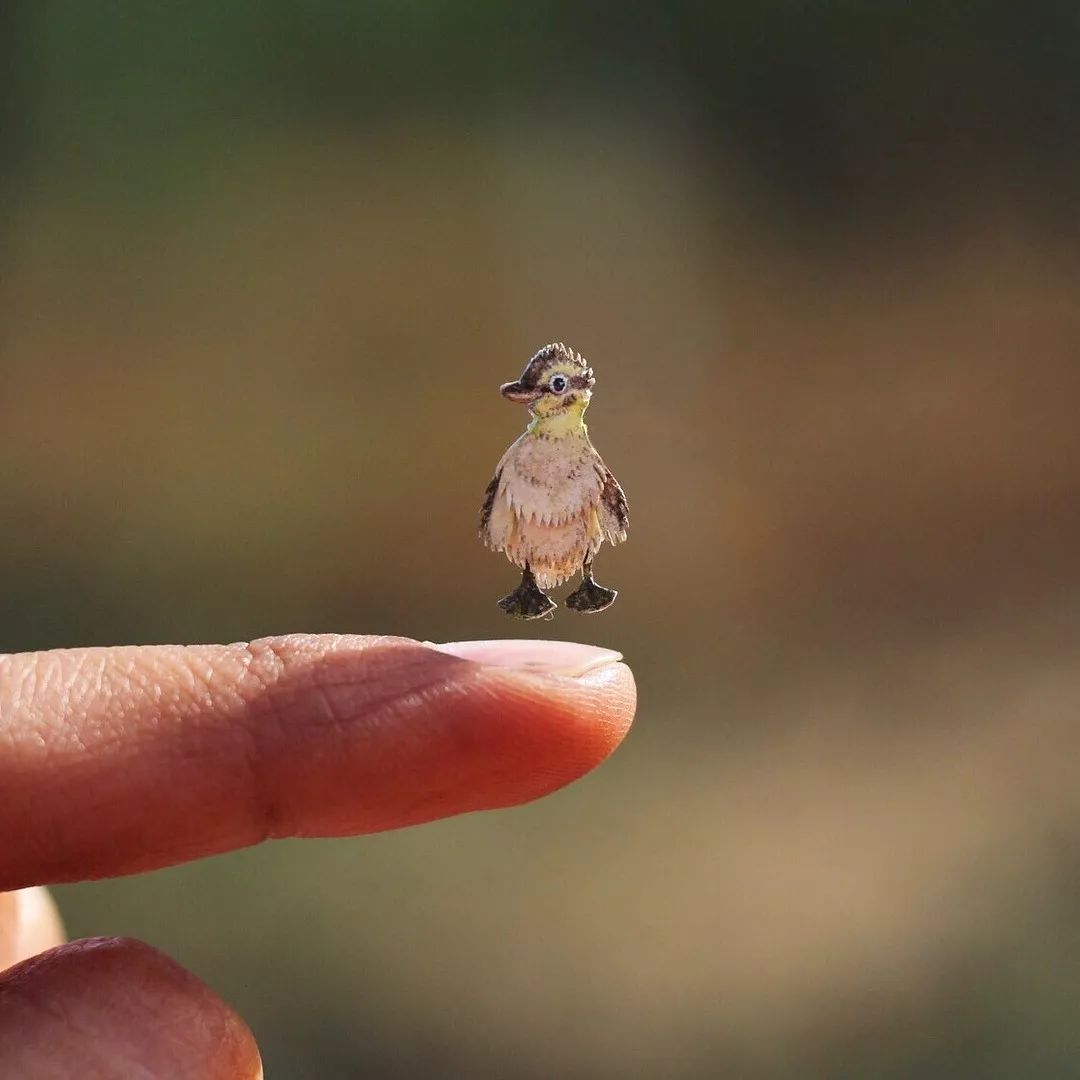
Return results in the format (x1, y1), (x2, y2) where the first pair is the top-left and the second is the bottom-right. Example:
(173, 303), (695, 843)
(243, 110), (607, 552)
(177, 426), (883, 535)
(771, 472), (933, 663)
(549, 374), (568, 393)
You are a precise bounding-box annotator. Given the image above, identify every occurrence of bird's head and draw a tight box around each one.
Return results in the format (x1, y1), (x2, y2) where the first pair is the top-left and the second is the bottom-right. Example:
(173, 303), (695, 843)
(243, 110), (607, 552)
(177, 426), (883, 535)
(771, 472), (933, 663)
(500, 342), (595, 420)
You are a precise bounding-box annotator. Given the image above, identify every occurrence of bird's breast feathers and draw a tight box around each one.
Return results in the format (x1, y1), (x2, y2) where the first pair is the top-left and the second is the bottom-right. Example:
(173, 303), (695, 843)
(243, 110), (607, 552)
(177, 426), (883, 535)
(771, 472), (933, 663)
(497, 432), (602, 526)
(479, 431), (628, 588)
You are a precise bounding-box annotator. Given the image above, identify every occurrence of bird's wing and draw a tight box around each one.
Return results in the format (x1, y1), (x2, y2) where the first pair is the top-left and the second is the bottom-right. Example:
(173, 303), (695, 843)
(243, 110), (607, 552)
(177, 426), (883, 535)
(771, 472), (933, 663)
(479, 466), (516, 551)
(596, 462), (629, 544)
(479, 468), (501, 535)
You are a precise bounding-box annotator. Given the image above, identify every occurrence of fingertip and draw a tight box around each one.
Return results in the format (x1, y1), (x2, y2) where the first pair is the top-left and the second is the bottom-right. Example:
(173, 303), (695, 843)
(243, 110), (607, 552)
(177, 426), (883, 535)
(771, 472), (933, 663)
(576, 657), (638, 737)
(508, 656), (638, 768)
(0, 938), (261, 1079)
(422, 646), (637, 812)
(425, 638), (637, 749)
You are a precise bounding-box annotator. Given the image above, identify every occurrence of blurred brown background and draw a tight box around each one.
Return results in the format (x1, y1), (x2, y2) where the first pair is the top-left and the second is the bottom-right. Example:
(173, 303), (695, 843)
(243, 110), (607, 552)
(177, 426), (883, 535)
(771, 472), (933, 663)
(4, 3), (1080, 1077)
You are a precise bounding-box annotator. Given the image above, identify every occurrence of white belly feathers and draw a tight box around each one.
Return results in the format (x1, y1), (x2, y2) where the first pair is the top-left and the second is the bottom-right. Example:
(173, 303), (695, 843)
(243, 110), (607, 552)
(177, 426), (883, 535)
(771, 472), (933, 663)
(501, 433), (602, 525)
(483, 432), (605, 587)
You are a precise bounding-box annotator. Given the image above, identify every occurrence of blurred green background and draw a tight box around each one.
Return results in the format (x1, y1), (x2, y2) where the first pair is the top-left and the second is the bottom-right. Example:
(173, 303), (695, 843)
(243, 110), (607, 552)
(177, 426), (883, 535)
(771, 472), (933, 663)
(5, 2), (1080, 1076)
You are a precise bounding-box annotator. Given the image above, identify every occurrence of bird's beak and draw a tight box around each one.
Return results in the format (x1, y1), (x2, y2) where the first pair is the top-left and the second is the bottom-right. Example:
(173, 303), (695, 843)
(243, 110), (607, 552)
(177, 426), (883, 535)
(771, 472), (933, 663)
(500, 380), (538, 403)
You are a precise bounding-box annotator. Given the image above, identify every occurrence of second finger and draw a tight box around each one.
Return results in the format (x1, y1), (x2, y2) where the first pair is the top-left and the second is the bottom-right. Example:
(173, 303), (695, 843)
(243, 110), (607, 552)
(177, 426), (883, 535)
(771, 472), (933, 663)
(0, 888), (66, 972)
(0, 937), (261, 1079)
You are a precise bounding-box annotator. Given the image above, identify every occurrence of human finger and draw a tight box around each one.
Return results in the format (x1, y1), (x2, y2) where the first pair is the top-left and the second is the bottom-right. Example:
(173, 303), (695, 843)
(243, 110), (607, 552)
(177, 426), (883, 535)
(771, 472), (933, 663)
(0, 888), (66, 971)
(0, 636), (635, 888)
(0, 937), (261, 1079)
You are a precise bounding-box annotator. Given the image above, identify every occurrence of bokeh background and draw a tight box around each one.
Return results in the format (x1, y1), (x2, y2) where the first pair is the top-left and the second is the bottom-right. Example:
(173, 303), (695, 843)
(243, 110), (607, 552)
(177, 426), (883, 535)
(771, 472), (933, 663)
(4, 3), (1080, 1076)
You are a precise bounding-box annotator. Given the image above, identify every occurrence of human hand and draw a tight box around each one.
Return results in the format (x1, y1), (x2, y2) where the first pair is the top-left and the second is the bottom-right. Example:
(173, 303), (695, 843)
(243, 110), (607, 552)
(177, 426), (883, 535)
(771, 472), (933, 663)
(0, 634), (635, 1077)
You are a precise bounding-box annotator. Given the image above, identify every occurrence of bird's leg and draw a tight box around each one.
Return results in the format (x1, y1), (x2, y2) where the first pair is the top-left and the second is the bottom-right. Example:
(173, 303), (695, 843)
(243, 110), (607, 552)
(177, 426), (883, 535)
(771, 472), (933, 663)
(498, 565), (557, 620)
(565, 555), (618, 613)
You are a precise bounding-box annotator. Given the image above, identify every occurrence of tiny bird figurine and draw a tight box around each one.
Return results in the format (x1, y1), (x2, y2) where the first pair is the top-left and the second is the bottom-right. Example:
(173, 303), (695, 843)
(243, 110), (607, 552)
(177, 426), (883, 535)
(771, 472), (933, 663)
(479, 342), (629, 619)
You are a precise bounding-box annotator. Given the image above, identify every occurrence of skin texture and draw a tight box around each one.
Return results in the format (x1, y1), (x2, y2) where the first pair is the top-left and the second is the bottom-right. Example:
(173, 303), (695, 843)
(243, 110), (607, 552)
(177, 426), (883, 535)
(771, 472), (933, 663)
(0, 634), (636, 1078)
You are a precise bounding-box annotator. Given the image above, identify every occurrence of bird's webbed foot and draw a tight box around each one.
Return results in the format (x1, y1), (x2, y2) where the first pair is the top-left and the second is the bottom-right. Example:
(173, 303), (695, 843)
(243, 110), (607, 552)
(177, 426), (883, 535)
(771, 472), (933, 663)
(565, 561), (618, 614)
(498, 567), (557, 620)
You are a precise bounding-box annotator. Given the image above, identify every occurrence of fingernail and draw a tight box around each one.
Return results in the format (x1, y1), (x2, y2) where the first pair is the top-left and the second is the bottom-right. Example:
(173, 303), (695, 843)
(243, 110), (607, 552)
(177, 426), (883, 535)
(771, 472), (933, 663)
(427, 639), (623, 678)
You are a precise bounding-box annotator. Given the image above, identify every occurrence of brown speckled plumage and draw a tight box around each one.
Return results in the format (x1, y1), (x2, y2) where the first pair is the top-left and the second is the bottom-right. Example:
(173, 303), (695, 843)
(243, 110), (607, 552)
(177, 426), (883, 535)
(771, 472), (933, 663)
(479, 344), (628, 602)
